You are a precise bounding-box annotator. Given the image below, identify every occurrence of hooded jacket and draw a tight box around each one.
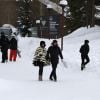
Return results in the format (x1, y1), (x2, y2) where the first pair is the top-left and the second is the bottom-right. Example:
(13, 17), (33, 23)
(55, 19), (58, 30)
(46, 45), (63, 64)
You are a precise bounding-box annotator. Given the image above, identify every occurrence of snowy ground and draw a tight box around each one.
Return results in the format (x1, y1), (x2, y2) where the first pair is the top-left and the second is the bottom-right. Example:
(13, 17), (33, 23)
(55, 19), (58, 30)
(0, 26), (100, 100)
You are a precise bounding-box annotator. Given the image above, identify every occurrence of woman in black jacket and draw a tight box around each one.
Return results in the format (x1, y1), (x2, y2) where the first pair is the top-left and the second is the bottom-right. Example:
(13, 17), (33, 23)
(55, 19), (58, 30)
(46, 40), (63, 82)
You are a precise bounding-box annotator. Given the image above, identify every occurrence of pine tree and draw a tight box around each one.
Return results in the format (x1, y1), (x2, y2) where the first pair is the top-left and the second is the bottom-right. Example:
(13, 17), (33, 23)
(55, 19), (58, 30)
(17, 0), (33, 37)
(67, 0), (85, 30)
(67, 0), (97, 31)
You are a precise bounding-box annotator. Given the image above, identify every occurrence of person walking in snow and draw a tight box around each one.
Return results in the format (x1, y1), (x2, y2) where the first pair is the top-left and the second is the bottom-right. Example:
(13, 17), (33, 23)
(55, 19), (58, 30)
(79, 40), (90, 70)
(33, 41), (48, 81)
(9, 34), (18, 61)
(46, 40), (63, 82)
(0, 32), (9, 63)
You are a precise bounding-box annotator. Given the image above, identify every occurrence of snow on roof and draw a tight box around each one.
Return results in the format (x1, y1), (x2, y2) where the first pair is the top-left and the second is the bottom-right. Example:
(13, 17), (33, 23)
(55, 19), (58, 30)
(2, 24), (17, 33)
(95, 14), (100, 19)
(95, 6), (100, 11)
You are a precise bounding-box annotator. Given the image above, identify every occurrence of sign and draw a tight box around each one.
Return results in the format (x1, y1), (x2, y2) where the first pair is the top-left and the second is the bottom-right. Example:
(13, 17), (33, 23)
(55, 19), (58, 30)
(38, 15), (60, 38)
(49, 15), (59, 34)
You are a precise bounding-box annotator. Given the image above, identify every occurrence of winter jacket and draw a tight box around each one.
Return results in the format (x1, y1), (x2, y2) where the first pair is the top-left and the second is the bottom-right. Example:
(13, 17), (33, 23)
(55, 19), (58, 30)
(0, 35), (9, 52)
(46, 45), (63, 64)
(33, 47), (49, 66)
(9, 37), (17, 50)
(80, 44), (89, 55)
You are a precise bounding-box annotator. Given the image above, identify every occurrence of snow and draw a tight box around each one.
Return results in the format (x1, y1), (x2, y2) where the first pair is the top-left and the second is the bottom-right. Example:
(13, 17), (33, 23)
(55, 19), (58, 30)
(95, 14), (100, 19)
(2, 24), (17, 33)
(0, 26), (100, 100)
(95, 6), (100, 11)
(59, 0), (68, 6)
(95, 6), (100, 19)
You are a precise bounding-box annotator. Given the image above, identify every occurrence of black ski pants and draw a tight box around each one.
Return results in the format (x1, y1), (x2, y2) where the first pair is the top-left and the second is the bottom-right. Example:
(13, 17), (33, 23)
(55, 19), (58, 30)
(81, 54), (90, 65)
(50, 62), (58, 81)
(2, 50), (8, 63)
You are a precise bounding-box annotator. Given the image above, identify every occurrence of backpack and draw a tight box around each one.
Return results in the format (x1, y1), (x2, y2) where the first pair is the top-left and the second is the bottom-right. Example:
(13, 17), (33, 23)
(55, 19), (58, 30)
(80, 45), (84, 53)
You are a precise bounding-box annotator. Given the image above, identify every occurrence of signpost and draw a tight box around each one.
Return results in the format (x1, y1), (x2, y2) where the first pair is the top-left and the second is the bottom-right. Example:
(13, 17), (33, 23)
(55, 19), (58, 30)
(38, 15), (60, 38)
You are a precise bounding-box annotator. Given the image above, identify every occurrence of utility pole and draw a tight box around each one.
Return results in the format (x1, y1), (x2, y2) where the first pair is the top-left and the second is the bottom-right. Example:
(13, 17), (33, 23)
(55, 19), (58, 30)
(40, 2), (42, 16)
(59, 0), (67, 51)
(40, 3), (43, 38)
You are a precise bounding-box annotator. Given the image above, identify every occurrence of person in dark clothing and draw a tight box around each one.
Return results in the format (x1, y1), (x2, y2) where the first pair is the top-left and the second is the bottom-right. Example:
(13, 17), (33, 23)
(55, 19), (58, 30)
(46, 40), (63, 82)
(0, 32), (9, 63)
(9, 35), (18, 61)
(80, 40), (90, 70)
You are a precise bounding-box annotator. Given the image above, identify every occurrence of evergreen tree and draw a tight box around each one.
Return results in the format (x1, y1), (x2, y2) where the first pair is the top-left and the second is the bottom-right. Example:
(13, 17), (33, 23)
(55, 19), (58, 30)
(67, 0), (97, 31)
(95, 0), (100, 25)
(17, 0), (33, 37)
(68, 0), (86, 29)
(95, 0), (100, 5)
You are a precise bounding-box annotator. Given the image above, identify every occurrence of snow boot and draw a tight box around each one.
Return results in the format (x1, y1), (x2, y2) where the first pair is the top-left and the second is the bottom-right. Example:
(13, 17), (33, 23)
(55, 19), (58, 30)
(38, 75), (42, 81)
(49, 77), (53, 81)
(81, 64), (85, 71)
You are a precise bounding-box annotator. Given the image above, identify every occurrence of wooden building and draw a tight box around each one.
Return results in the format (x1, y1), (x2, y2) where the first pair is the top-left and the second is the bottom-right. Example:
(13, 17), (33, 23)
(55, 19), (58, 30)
(0, 0), (43, 27)
(0, 0), (18, 27)
(0, 0), (60, 38)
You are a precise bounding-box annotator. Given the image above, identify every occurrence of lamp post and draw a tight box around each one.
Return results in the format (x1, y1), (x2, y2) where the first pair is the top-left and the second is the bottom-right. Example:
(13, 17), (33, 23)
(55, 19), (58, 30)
(36, 20), (41, 37)
(47, 4), (52, 39)
(59, 0), (68, 51)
